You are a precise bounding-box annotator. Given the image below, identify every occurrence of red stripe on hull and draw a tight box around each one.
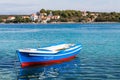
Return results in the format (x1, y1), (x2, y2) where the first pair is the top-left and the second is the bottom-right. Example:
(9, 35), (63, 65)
(21, 55), (76, 68)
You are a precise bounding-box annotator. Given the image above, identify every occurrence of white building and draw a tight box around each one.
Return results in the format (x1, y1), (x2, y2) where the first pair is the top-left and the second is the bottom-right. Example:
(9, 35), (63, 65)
(30, 14), (38, 21)
(47, 11), (53, 21)
(82, 11), (88, 16)
(51, 15), (60, 19)
(22, 16), (30, 19)
(7, 16), (15, 21)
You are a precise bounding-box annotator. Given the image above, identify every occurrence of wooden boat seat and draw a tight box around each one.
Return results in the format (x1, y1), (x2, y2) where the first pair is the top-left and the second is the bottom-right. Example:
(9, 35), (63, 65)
(43, 44), (74, 51)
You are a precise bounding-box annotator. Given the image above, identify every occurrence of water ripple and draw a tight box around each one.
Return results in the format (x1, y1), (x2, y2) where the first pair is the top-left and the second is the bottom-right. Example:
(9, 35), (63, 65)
(0, 28), (40, 33)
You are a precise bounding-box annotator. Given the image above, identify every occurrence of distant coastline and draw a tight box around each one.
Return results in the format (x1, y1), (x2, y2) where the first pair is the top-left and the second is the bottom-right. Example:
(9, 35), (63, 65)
(0, 9), (120, 24)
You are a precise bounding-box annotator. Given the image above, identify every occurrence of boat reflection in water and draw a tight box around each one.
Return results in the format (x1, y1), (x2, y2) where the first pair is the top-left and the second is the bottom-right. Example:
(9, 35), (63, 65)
(17, 57), (80, 80)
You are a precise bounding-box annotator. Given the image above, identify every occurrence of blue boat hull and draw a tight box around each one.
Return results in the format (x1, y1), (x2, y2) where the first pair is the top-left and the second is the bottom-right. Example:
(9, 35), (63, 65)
(17, 44), (82, 67)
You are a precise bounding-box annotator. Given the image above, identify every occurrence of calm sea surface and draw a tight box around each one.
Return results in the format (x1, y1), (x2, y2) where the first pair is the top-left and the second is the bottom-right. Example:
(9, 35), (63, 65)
(0, 23), (120, 80)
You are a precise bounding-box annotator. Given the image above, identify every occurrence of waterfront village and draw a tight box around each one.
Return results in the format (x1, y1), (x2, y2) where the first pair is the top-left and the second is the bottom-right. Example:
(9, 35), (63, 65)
(0, 9), (120, 23)
(0, 9), (99, 23)
(1, 12), (60, 23)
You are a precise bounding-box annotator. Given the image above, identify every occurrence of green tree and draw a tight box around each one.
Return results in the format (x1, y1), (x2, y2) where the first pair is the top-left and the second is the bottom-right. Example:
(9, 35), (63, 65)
(46, 10), (52, 15)
(0, 18), (2, 22)
(14, 16), (23, 23)
(61, 11), (69, 18)
(40, 9), (46, 13)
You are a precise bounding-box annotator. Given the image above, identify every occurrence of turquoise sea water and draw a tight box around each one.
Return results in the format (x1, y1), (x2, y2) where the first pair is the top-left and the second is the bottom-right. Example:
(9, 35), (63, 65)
(0, 23), (120, 80)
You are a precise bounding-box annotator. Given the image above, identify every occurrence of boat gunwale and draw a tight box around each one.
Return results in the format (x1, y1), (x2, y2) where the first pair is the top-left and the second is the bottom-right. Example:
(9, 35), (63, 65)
(17, 44), (82, 55)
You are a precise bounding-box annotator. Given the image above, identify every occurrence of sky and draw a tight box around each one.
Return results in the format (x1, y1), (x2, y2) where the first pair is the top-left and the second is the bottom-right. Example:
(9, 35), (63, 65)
(0, 0), (120, 15)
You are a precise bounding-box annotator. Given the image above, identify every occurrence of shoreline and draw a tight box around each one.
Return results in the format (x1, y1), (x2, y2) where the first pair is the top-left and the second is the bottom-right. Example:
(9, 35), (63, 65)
(0, 22), (119, 25)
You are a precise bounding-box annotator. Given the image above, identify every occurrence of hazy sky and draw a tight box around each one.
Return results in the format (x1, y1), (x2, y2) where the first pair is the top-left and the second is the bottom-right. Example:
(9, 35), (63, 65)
(0, 0), (120, 14)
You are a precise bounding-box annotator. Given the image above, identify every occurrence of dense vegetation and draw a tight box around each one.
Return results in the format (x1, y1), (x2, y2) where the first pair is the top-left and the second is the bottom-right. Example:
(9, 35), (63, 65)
(39, 9), (120, 22)
(95, 12), (120, 22)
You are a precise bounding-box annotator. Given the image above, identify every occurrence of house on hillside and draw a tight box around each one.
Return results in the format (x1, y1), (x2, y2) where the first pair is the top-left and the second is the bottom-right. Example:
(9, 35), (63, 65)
(51, 15), (60, 20)
(46, 11), (53, 21)
(30, 14), (38, 21)
(81, 11), (88, 16)
(7, 16), (15, 21)
(2, 19), (7, 22)
(22, 16), (30, 19)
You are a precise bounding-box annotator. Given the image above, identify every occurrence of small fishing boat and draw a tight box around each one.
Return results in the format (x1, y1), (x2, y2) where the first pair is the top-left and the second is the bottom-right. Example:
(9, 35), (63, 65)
(16, 43), (82, 68)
